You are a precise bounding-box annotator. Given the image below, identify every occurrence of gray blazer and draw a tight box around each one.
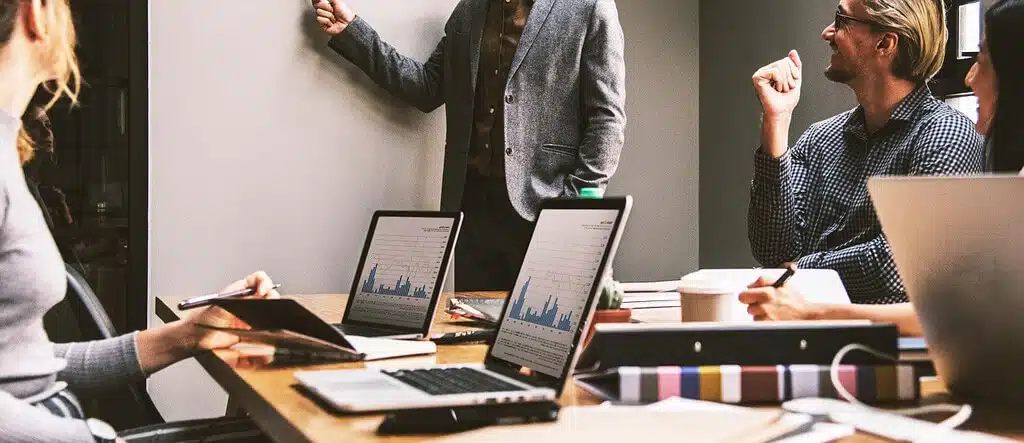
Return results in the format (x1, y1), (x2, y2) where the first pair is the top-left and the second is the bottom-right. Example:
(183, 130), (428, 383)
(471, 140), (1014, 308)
(329, 0), (626, 221)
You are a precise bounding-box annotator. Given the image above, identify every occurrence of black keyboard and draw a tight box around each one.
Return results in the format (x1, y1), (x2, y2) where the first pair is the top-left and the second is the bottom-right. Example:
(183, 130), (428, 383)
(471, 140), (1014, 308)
(382, 367), (527, 396)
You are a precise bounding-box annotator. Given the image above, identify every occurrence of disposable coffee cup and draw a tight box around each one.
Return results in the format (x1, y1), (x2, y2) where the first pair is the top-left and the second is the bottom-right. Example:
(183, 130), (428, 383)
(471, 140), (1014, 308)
(678, 277), (743, 322)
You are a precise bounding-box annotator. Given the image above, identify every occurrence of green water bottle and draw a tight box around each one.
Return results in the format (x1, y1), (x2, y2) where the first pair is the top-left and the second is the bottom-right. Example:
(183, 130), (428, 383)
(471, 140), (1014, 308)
(579, 187), (605, 199)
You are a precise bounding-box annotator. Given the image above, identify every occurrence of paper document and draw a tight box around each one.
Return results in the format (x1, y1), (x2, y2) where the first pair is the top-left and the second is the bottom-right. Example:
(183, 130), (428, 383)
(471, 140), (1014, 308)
(684, 269), (849, 304)
(622, 292), (682, 309)
(629, 307), (681, 323)
(434, 407), (794, 443)
(622, 292), (681, 303)
(346, 336), (436, 361)
(647, 396), (750, 413)
(619, 280), (682, 293)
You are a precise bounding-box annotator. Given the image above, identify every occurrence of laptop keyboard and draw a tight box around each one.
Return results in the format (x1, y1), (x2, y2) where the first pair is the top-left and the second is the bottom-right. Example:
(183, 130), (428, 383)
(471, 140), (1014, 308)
(382, 367), (526, 396)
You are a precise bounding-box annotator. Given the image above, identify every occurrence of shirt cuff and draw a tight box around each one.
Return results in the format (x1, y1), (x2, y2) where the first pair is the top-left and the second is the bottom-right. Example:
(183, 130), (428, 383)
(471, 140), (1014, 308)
(796, 252), (823, 269)
(126, 331), (147, 377)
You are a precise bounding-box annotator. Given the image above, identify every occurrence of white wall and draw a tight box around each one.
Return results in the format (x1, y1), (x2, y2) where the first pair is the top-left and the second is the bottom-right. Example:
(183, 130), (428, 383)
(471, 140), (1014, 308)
(147, 0), (700, 419)
(148, 0), (457, 420)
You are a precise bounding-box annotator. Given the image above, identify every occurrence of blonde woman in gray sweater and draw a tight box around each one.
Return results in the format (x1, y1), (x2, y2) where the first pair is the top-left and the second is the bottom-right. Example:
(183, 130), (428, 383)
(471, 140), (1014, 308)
(0, 1), (279, 441)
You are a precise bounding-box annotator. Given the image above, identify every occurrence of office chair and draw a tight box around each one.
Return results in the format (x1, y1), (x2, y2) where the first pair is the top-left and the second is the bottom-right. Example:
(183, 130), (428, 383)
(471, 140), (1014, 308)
(62, 263), (166, 428)
(61, 264), (269, 441)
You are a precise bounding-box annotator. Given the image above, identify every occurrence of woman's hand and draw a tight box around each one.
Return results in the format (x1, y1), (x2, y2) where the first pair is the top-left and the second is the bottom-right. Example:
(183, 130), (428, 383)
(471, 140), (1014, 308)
(181, 271), (281, 351)
(738, 275), (821, 321)
(137, 271), (282, 375)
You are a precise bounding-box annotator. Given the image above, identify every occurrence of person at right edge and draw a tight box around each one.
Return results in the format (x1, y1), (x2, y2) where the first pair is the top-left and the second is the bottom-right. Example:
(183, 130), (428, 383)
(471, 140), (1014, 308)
(310, 0), (626, 292)
(748, 0), (984, 304)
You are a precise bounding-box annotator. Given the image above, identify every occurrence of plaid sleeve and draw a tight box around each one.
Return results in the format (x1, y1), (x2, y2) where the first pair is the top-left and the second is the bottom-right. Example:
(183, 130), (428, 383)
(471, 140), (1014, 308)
(797, 235), (905, 303)
(748, 129), (813, 266)
(908, 112), (985, 175)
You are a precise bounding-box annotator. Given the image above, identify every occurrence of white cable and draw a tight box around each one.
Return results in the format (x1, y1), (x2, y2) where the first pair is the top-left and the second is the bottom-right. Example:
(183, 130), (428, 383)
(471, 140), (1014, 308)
(829, 343), (972, 442)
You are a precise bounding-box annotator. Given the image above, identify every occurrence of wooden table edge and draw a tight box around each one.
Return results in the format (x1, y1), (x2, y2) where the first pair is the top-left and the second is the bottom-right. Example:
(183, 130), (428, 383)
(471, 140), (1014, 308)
(155, 296), (317, 443)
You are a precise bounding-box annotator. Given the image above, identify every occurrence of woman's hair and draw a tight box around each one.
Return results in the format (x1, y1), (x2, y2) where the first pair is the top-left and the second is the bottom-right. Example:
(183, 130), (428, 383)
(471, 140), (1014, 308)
(985, 0), (1024, 173)
(0, 0), (80, 164)
(861, 0), (948, 84)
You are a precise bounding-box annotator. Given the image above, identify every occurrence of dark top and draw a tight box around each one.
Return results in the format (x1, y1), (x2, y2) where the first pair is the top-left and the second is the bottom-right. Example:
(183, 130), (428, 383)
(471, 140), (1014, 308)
(468, 0), (534, 178)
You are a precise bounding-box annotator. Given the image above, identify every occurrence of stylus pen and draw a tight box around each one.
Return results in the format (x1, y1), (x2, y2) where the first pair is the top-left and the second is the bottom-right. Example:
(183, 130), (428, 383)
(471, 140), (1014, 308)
(177, 284), (282, 310)
(772, 264), (797, 288)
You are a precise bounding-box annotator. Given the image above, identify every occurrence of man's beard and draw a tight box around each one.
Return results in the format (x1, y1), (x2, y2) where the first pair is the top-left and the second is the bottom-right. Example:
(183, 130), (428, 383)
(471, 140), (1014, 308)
(825, 65), (856, 83)
(825, 46), (857, 83)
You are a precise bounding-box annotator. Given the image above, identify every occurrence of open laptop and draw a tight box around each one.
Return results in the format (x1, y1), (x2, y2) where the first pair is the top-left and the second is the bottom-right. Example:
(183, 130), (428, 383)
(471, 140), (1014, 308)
(869, 175), (1024, 403)
(295, 196), (633, 412)
(334, 211), (463, 339)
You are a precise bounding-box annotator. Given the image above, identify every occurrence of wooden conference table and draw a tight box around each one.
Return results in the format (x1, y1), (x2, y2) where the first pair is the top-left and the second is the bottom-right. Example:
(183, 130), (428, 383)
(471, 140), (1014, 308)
(155, 293), (1024, 442)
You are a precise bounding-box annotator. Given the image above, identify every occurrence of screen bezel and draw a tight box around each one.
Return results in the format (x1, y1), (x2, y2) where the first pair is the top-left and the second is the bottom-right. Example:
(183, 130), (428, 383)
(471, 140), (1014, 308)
(482, 197), (631, 395)
(341, 210), (463, 334)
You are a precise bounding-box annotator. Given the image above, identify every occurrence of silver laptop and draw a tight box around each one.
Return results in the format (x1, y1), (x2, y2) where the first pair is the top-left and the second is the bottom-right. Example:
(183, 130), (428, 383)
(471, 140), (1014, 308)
(295, 196), (633, 412)
(869, 175), (1024, 403)
(333, 211), (462, 340)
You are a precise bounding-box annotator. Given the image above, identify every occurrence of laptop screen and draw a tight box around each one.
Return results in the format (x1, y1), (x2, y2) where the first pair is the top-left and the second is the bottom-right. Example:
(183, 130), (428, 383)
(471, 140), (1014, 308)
(344, 213), (460, 332)
(489, 207), (622, 379)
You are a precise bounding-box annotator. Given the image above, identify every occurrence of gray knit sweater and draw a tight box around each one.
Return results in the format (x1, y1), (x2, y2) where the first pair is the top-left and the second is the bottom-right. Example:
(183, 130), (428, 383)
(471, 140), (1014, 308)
(0, 109), (146, 442)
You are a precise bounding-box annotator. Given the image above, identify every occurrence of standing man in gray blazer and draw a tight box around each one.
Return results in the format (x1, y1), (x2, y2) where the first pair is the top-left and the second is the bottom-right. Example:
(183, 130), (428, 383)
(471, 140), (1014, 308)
(312, 0), (626, 291)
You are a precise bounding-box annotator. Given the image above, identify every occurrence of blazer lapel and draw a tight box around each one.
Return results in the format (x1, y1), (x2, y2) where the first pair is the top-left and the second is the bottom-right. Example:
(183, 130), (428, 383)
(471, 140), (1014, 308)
(508, 0), (557, 82)
(467, 0), (489, 94)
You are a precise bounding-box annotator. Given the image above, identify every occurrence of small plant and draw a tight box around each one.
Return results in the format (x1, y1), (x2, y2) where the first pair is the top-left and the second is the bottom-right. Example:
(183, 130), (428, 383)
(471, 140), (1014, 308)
(597, 276), (624, 310)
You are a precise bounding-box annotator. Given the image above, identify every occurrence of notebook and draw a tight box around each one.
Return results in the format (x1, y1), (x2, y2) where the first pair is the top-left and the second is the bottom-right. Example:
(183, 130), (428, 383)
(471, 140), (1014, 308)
(206, 298), (436, 361)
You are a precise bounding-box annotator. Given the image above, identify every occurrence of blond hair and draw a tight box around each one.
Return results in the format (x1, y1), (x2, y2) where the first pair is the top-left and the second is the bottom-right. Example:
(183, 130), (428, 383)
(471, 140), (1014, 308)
(862, 0), (948, 83)
(11, 0), (80, 164)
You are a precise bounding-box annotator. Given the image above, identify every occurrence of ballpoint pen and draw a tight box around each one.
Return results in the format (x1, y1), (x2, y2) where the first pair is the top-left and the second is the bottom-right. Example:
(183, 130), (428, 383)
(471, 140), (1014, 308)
(177, 284), (282, 310)
(772, 264), (797, 288)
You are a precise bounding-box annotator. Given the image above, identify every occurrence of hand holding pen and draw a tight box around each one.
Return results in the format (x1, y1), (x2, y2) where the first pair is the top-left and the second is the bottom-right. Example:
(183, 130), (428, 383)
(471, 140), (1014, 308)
(771, 263), (798, 288)
(178, 271), (283, 352)
(738, 263), (821, 321)
(178, 283), (283, 310)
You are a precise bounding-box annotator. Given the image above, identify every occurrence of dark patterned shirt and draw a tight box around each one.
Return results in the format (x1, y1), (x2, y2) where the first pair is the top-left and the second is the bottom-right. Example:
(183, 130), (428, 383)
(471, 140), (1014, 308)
(749, 86), (985, 303)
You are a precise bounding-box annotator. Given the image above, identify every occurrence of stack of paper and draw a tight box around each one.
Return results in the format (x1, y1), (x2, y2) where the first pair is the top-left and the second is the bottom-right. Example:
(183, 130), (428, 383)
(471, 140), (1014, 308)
(445, 296), (505, 326)
(620, 280), (683, 293)
(619, 280), (684, 311)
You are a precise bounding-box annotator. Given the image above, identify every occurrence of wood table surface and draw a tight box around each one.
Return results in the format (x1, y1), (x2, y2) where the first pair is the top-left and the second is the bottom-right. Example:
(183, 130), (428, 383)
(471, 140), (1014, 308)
(155, 293), (1024, 442)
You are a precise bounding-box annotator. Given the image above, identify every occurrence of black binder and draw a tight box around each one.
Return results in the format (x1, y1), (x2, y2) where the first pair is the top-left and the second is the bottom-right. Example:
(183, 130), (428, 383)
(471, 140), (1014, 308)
(574, 321), (899, 373)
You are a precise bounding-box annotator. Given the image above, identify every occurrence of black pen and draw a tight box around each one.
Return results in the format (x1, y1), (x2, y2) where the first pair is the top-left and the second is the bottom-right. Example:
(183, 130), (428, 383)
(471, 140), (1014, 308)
(772, 264), (797, 288)
(430, 330), (495, 345)
(177, 284), (282, 310)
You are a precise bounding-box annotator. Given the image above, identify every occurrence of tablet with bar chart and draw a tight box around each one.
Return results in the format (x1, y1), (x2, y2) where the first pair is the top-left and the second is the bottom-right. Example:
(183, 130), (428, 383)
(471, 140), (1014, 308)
(344, 212), (461, 332)
(490, 208), (621, 377)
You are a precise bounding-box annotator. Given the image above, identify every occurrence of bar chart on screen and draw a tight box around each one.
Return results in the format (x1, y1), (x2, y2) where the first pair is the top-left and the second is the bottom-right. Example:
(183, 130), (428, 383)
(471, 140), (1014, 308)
(491, 209), (619, 376)
(346, 217), (455, 329)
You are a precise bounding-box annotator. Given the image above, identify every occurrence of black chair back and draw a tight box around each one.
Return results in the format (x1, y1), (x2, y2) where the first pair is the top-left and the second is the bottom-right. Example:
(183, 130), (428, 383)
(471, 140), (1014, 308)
(61, 263), (165, 427)
(64, 264), (116, 339)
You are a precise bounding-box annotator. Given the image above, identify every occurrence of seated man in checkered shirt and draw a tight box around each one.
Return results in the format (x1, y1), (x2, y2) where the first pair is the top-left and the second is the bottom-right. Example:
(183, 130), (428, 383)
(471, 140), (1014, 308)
(747, 0), (985, 304)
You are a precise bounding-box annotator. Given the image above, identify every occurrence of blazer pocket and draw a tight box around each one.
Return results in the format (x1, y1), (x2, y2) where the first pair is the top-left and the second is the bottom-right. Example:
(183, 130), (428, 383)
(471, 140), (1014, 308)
(540, 144), (579, 158)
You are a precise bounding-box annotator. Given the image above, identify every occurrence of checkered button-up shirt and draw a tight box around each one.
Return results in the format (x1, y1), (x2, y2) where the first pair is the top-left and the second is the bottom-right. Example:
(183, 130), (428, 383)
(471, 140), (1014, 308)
(748, 86), (985, 303)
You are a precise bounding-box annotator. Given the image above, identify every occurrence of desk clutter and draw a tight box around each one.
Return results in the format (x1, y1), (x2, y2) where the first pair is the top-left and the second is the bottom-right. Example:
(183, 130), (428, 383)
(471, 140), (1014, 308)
(620, 268), (851, 323)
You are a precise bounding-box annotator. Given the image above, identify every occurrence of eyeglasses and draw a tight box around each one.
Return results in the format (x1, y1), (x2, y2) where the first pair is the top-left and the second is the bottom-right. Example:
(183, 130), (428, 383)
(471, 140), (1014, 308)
(834, 11), (885, 31)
